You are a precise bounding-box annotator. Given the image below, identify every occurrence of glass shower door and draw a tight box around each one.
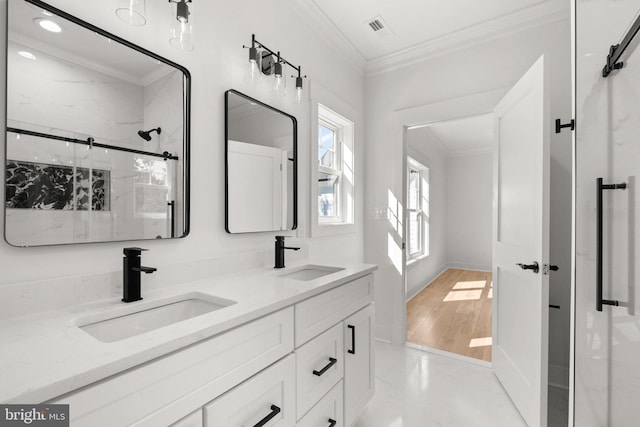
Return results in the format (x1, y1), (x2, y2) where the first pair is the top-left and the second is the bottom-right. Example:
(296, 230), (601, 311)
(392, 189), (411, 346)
(574, 1), (640, 426)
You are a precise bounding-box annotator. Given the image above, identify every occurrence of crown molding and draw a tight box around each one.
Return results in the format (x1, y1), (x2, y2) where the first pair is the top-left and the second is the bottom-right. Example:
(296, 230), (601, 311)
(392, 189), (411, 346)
(288, 0), (367, 75)
(366, 1), (570, 76)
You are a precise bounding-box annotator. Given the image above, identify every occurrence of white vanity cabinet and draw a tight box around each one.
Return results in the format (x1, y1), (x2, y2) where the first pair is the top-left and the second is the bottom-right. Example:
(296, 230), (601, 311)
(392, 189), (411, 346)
(46, 272), (374, 427)
(294, 274), (375, 427)
(344, 305), (375, 427)
(203, 355), (296, 426)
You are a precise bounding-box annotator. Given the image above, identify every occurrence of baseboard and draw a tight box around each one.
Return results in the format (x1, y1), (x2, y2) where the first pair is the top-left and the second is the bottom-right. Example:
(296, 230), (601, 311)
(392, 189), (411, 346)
(548, 364), (569, 390)
(406, 264), (448, 301)
(406, 342), (491, 368)
(446, 262), (492, 272)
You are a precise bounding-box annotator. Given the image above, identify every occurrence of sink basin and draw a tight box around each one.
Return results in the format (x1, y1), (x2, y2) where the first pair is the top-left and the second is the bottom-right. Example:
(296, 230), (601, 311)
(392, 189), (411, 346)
(78, 293), (235, 343)
(278, 264), (344, 281)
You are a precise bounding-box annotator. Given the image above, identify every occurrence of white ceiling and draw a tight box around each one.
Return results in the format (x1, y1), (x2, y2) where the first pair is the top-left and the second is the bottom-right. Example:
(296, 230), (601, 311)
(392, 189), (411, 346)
(298, 0), (568, 74)
(425, 114), (494, 153)
(8, 0), (174, 86)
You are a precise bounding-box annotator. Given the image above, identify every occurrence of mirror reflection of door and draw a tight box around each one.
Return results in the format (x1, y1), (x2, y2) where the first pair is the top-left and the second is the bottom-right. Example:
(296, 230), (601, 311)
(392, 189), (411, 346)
(225, 90), (297, 233)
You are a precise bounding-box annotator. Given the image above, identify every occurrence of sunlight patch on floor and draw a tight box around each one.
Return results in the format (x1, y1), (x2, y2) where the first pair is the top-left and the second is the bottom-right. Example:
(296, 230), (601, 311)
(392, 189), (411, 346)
(469, 337), (493, 347)
(453, 280), (486, 290)
(443, 290), (482, 302)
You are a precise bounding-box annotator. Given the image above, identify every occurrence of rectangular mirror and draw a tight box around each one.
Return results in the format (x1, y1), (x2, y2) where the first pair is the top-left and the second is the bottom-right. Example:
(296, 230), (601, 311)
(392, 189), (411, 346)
(225, 90), (297, 233)
(5, 0), (190, 246)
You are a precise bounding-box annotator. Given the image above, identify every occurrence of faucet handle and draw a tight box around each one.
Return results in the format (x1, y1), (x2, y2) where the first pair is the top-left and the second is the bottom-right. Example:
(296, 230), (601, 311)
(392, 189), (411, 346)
(123, 247), (148, 257)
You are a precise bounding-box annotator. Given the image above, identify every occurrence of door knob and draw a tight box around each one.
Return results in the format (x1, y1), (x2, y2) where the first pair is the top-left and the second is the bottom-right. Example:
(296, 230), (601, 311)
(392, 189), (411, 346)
(516, 262), (539, 274)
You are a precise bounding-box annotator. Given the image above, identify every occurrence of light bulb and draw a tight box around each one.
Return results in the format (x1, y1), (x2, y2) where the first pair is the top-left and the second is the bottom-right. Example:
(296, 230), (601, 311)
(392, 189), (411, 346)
(244, 47), (262, 85)
(296, 86), (303, 104)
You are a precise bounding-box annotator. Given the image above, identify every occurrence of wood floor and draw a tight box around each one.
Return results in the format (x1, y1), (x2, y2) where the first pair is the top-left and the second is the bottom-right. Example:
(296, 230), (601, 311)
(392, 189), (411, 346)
(407, 268), (493, 362)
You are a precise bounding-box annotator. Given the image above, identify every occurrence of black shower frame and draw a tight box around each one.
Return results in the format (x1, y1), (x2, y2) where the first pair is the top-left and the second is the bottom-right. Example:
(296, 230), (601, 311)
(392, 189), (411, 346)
(4, 0), (192, 245)
(603, 13), (640, 77)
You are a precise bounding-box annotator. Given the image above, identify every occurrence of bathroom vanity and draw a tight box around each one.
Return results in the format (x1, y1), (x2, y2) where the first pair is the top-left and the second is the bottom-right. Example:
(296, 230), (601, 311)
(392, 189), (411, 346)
(0, 263), (376, 427)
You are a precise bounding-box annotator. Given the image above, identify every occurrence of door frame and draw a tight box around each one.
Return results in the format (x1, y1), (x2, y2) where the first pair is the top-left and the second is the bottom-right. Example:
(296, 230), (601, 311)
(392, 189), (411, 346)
(391, 88), (510, 346)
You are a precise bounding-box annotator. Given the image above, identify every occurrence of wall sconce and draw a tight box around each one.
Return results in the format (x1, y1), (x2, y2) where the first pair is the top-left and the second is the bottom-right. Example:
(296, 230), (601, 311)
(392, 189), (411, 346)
(115, 0), (146, 26)
(169, 0), (194, 51)
(243, 34), (307, 104)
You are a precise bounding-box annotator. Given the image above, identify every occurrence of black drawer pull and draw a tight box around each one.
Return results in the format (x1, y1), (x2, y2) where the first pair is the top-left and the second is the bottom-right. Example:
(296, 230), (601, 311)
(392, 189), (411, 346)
(252, 405), (281, 427)
(328, 418), (337, 427)
(313, 357), (337, 376)
(347, 324), (356, 354)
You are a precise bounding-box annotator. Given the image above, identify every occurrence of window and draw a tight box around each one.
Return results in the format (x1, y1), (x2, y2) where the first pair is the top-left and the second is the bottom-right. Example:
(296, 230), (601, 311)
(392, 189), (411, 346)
(407, 157), (429, 260)
(134, 157), (170, 219)
(317, 104), (354, 225)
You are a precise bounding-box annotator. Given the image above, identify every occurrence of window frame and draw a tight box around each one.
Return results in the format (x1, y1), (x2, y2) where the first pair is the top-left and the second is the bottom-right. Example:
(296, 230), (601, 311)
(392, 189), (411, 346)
(406, 156), (429, 262)
(318, 118), (343, 222)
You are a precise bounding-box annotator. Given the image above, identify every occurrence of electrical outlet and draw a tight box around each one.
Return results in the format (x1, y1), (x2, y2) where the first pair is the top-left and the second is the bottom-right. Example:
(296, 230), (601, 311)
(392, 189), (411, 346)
(369, 207), (389, 220)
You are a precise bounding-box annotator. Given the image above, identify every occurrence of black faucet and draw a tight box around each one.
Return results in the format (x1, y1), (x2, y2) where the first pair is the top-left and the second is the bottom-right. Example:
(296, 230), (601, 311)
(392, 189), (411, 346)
(274, 236), (300, 269)
(122, 247), (157, 303)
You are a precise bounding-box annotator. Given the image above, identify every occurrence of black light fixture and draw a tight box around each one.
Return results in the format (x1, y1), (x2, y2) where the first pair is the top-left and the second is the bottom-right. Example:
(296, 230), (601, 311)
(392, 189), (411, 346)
(169, 0), (194, 51)
(243, 34), (307, 104)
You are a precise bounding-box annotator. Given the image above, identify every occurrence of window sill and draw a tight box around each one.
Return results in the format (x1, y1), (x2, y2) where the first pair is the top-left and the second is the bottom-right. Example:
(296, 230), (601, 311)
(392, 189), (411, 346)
(312, 221), (357, 237)
(407, 253), (429, 267)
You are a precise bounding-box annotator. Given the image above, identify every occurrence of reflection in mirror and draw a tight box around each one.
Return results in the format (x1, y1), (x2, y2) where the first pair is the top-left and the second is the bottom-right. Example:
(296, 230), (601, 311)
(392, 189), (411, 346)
(225, 90), (297, 233)
(5, 0), (190, 246)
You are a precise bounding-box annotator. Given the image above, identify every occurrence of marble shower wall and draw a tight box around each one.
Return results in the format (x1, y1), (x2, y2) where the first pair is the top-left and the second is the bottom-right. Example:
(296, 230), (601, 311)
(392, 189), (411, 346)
(574, 0), (640, 425)
(5, 40), (182, 245)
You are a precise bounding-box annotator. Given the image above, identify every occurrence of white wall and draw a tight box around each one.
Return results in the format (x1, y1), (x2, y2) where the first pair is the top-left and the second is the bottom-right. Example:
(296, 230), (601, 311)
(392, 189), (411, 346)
(446, 150), (493, 271)
(405, 128), (448, 299)
(0, 1), (364, 291)
(364, 17), (572, 382)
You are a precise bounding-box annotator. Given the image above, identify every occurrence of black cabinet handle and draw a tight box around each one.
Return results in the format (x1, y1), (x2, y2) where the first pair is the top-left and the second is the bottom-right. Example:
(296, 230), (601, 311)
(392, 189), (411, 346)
(313, 357), (337, 376)
(347, 324), (356, 354)
(328, 419), (337, 427)
(597, 178), (626, 311)
(252, 405), (281, 427)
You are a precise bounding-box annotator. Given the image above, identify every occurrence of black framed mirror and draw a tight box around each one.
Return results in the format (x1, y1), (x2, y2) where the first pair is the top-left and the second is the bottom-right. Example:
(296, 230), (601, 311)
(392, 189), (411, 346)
(5, 0), (191, 247)
(225, 90), (297, 233)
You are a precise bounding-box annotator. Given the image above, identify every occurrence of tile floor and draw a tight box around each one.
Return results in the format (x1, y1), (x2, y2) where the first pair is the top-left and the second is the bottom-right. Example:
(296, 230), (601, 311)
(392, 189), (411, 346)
(354, 342), (568, 427)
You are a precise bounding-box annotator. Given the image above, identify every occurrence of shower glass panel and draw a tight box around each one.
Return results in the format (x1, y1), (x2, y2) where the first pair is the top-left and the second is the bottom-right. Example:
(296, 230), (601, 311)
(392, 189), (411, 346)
(574, 1), (640, 426)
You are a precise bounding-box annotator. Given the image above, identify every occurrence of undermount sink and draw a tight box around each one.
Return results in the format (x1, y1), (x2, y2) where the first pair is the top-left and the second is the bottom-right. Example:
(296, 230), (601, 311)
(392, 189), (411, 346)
(77, 293), (236, 343)
(277, 264), (345, 281)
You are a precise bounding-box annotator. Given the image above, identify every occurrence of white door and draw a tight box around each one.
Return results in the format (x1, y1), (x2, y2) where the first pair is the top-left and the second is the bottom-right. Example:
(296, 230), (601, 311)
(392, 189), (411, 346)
(227, 140), (284, 232)
(492, 55), (550, 427)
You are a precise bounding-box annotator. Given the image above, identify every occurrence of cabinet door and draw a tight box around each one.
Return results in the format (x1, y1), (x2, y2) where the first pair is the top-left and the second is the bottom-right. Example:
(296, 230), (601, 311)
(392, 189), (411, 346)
(343, 305), (374, 427)
(297, 381), (343, 427)
(203, 354), (295, 427)
(170, 410), (202, 427)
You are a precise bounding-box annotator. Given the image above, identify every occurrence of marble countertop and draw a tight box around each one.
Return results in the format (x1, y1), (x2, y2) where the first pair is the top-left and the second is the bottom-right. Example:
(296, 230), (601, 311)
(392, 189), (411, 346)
(0, 261), (377, 404)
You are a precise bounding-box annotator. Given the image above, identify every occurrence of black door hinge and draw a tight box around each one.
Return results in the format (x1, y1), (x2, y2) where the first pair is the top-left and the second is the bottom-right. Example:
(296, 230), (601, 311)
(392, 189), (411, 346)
(555, 119), (575, 134)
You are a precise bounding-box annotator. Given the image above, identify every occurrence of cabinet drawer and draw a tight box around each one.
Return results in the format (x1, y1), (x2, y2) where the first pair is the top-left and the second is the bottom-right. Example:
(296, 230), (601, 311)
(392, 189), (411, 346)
(295, 274), (373, 346)
(297, 381), (343, 427)
(203, 354), (296, 427)
(296, 323), (343, 419)
(170, 410), (202, 427)
(51, 308), (294, 427)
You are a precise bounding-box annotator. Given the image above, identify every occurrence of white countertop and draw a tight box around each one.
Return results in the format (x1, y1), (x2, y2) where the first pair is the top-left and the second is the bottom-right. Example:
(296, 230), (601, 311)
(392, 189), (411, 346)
(0, 261), (377, 404)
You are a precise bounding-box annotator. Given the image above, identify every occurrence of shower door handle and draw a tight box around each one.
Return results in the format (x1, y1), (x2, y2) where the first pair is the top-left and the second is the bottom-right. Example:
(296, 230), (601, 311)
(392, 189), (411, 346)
(596, 178), (626, 311)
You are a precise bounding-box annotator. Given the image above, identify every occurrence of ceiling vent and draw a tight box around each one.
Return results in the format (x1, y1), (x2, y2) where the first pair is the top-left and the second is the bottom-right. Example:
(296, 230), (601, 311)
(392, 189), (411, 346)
(365, 15), (395, 38)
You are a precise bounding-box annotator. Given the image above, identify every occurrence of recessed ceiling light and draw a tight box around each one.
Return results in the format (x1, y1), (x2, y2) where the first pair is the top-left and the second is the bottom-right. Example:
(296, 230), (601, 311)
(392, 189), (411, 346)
(34, 18), (63, 33)
(18, 51), (36, 60)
